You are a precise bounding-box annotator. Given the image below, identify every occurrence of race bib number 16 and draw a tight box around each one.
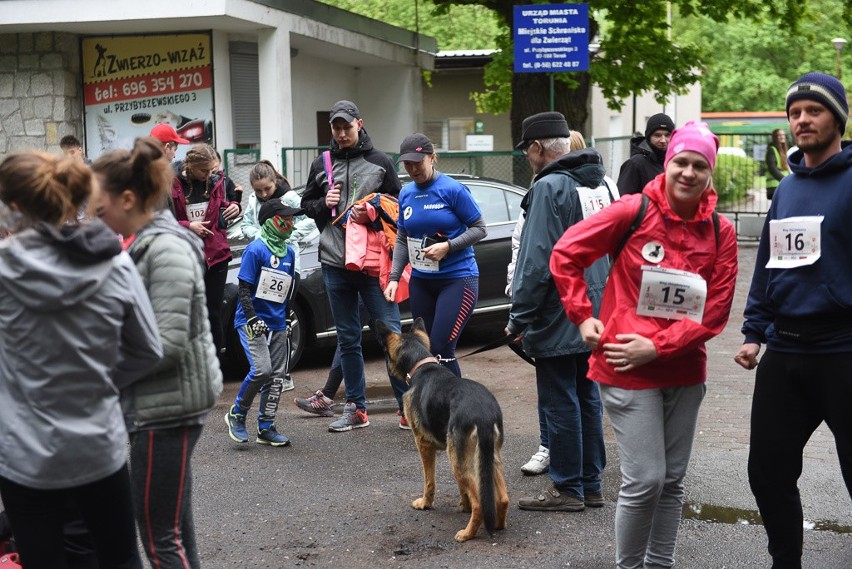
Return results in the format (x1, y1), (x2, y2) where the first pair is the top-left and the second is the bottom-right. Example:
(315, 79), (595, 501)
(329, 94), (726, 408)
(766, 216), (822, 269)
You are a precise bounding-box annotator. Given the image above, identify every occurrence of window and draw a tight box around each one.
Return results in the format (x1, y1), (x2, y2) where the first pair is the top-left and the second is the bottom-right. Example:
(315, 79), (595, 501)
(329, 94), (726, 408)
(466, 183), (521, 224)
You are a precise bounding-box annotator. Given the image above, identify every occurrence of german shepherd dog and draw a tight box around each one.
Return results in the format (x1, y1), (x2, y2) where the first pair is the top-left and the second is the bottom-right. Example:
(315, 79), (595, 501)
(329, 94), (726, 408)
(376, 318), (509, 542)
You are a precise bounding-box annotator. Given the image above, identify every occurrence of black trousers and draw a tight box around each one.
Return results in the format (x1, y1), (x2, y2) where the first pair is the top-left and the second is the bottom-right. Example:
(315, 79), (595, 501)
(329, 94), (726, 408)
(204, 259), (230, 353)
(748, 349), (852, 569)
(0, 465), (141, 569)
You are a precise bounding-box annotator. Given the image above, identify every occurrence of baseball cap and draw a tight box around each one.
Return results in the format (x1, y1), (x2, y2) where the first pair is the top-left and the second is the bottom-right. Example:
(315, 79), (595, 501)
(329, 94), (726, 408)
(150, 123), (190, 145)
(329, 100), (361, 123)
(258, 200), (303, 226)
(397, 133), (434, 163)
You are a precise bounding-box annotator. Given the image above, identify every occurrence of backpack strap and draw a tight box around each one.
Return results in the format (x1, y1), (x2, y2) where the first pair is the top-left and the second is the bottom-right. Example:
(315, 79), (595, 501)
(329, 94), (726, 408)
(612, 193), (649, 262)
(611, 194), (720, 265)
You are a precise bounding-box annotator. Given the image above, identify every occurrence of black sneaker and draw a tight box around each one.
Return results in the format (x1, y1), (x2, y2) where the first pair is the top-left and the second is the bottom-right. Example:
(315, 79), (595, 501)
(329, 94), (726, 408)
(518, 485), (585, 512)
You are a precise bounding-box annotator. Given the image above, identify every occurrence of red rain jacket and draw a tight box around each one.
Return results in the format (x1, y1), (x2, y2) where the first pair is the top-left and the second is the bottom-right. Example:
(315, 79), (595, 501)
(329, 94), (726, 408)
(550, 174), (738, 389)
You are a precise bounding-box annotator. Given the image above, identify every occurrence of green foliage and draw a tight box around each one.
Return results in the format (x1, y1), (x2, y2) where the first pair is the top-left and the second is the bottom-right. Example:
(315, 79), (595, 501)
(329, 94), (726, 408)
(674, 0), (850, 111)
(712, 154), (758, 204)
(315, 0), (501, 50)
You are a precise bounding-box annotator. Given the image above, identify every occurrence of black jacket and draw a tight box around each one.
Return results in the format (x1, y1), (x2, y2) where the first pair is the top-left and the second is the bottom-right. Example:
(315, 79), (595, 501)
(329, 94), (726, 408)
(617, 136), (665, 195)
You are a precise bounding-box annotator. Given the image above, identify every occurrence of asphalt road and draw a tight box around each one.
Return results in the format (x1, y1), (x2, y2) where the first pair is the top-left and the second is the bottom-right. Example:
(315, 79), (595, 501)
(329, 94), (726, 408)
(193, 243), (852, 568)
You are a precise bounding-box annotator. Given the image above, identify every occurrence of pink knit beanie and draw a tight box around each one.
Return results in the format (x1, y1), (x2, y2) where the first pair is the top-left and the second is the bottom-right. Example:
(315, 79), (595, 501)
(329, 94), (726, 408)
(664, 121), (720, 171)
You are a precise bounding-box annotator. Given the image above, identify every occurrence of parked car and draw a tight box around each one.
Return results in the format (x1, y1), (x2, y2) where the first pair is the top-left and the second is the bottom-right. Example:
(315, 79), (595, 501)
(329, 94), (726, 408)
(220, 174), (527, 373)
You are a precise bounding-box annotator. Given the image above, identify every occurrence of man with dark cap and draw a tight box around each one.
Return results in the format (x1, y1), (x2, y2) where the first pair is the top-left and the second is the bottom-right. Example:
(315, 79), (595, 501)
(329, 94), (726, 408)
(735, 71), (852, 568)
(617, 113), (675, 195)
(300, 100), (408, 433)
(507, 111), (609, 512)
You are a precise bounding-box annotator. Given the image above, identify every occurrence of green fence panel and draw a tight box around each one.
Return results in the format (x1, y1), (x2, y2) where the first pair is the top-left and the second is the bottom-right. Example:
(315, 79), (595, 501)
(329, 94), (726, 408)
(223, 149), (261, 212)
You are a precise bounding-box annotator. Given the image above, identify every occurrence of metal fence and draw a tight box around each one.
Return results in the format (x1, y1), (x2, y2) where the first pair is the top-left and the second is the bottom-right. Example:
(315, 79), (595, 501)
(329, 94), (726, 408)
(227, 134), (781, 240)
(280, 146), (534, 189)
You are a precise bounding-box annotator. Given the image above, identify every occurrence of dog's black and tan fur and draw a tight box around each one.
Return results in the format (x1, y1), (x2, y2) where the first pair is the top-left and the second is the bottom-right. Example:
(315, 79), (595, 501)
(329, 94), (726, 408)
(376, 318), (509, 542)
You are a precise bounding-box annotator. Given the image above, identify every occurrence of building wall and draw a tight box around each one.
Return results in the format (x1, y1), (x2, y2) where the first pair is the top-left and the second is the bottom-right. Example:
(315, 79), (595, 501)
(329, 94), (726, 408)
(0, 32), (83, 156)
(423, 70), (512, 151)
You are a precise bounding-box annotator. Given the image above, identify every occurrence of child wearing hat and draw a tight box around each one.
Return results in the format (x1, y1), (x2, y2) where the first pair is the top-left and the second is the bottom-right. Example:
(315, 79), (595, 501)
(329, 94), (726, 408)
(225, 200), (303, 447)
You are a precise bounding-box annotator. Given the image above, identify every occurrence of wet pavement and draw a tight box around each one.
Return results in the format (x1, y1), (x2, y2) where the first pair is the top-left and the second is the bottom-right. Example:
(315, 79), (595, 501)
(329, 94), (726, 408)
(193, 242), (852, 568)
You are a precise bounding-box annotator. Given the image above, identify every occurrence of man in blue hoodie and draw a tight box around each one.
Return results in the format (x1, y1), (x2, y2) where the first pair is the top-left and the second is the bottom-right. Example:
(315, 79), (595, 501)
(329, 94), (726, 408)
(735, 72), (852, 569)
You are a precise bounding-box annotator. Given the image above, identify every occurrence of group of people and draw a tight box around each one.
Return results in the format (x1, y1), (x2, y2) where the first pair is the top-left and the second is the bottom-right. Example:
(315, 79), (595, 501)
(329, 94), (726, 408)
(291, 101), (486, 434)
(0, 135), (224, 568)
(503, 71), (851, 569)
(0, 70), (848, 569)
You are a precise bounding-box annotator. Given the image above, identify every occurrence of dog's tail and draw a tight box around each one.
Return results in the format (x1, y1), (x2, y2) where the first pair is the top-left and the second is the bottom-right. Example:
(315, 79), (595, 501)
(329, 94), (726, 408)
(476, 422), (499, 536)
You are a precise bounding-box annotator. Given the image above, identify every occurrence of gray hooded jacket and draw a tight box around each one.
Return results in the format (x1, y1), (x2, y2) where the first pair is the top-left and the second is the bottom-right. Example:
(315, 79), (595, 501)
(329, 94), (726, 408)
(122, 210), (223, 431)
(0, 220), (162, 489)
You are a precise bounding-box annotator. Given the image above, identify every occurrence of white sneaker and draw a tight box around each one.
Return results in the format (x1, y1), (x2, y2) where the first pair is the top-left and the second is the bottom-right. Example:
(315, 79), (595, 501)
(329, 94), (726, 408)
(521, 445), (550, 475)
(279, 376), (295, 392)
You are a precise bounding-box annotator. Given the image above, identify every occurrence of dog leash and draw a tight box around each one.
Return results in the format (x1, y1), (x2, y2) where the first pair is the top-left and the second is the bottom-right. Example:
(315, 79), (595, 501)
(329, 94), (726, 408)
(438, 333), (536, 367)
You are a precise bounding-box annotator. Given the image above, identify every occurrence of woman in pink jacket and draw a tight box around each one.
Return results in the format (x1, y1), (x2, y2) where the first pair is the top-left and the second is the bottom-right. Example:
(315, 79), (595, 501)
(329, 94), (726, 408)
(550, 122), (738, 569)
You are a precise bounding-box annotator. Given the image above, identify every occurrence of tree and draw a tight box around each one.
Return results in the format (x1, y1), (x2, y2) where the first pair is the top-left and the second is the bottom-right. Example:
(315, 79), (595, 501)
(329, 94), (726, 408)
(317, 0), (501, 50)
(675, 0), (850, 111)
(430, 0), (821, 142)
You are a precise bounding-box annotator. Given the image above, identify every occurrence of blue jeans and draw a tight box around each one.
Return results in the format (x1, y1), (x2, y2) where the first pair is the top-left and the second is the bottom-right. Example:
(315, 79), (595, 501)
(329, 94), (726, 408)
(321, 265), (407, 411)
(536, 353), (605, 499)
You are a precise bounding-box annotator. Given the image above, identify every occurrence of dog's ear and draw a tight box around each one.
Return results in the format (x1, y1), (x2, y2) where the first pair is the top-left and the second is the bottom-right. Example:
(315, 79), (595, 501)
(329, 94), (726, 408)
(411, 317), (427, 335)
(374, 320), (394, 348)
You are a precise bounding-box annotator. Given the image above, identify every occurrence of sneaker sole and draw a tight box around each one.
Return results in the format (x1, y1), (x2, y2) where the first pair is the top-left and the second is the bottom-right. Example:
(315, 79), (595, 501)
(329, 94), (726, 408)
(517, 502), (585, 512)
(256, 437), (291, 447)
(328, 420), (370, 433)
(520, 467), (549, 475)
(399, 424), (412, 430)
(584, 499), (605, 508)
(281, 383), (295, 392)
(293, 399), (335, 417)
(224, 412), (248, 443)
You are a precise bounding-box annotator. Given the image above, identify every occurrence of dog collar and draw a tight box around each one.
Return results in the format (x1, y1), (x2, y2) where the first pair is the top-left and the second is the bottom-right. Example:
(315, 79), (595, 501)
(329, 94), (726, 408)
(406, 357), (440, 382)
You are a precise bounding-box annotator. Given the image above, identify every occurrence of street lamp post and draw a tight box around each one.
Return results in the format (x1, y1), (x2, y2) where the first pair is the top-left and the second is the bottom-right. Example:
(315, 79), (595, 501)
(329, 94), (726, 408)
(832, 37), (847, 80)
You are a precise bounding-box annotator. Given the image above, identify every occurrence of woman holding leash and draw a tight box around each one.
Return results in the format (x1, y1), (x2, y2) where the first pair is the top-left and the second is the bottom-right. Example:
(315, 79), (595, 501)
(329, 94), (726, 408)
(550, 121), (738, 569)
(384, 133), (486, 377)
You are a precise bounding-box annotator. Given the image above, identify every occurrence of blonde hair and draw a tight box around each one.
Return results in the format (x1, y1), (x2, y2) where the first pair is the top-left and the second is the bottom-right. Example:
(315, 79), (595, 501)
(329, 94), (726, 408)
(0, 151), (91, 226)
(183, 144), (217, 172)
(568, 131), (587, 152)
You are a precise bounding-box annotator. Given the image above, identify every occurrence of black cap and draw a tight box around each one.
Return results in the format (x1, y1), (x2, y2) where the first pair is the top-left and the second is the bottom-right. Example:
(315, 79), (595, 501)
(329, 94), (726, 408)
(329, 100), (361, 123)
(516, 112), (570, 149)
(397, 133), (434, 163)
(258, 200), (303, 226)
(645, 113), (675, 139)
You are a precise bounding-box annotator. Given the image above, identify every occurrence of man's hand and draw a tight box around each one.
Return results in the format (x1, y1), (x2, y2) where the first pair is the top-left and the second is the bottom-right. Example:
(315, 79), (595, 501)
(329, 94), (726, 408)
(348, 203), (370, 224)
(325, 183), (341, 209)
(734, 343), (761, 370)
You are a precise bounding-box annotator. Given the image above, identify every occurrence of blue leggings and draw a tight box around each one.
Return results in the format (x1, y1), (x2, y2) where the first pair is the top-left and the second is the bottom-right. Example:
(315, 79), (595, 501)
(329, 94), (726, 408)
(408, 275), (478, 377)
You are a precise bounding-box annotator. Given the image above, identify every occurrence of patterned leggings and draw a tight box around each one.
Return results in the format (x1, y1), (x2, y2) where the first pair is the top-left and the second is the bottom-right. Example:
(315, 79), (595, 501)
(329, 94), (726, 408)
(408, 275), (478, 377)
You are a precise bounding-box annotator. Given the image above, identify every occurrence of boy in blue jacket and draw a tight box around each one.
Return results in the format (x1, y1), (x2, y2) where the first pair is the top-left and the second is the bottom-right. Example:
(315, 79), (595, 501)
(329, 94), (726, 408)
(226, 200), (301, 446)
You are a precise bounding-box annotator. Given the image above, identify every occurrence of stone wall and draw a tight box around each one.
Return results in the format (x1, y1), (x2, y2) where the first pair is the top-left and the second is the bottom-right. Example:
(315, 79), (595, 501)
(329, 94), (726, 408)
(0, 32), (83, 157)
